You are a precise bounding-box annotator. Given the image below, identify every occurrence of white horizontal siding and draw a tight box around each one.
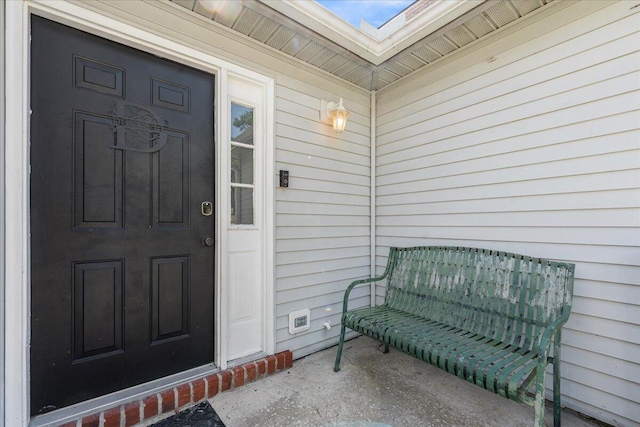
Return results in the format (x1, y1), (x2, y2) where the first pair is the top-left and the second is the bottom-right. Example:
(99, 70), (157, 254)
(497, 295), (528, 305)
(375, 2), (640, 426)
(274, 77), (371, 359)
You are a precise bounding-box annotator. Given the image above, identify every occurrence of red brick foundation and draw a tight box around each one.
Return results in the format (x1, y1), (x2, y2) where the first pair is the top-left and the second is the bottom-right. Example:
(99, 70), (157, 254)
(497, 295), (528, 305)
(60, 350), (293, 427)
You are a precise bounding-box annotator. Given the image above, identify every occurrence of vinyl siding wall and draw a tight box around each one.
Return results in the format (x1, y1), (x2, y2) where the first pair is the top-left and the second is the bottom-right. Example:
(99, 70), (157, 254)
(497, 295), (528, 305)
(66, 0), (371, 359)
(273, 77), (371, 357)
(375, 1), (639, 426)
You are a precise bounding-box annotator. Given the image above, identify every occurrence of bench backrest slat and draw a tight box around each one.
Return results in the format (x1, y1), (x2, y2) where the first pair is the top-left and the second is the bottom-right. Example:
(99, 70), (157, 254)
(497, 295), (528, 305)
(383, 247), (575, 353)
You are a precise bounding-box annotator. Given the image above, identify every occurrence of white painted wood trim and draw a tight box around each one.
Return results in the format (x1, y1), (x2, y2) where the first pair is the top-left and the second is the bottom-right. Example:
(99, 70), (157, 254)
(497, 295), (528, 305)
(0, 1), (6, 424)
(370, 91), (376, 306)
(264, 78), (276, 357)
(216, 67), (229, 370)
(3, 1), (276, 424)
(4, 1), (29, 425)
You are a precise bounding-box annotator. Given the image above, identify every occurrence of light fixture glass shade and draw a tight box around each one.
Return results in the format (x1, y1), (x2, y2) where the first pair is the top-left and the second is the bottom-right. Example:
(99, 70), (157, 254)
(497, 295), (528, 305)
(327, 98), (350, 134)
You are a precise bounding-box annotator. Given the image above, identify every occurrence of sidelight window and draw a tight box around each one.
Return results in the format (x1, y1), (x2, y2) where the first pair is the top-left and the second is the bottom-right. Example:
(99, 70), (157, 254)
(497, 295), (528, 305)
(230, 102), (254, 225)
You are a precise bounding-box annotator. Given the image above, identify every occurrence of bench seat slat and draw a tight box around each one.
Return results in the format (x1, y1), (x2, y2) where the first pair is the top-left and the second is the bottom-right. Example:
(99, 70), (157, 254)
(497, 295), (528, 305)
(344, 305), (538, 401)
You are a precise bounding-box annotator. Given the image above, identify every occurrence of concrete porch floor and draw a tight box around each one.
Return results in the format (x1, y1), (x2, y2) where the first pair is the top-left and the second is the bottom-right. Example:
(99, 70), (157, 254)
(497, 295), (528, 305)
(208, 336), (600, 427)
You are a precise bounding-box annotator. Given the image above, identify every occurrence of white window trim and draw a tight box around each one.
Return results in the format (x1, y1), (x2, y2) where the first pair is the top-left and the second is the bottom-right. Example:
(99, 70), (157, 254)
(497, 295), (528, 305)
(3, 1), (275, 425)
(221, 75), (272, 364)
(0, 1), (7, 424)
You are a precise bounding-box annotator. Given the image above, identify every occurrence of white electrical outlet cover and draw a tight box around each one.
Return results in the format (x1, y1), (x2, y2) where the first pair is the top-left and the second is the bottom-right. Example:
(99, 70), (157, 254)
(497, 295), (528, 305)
(289, 308), (311, 334)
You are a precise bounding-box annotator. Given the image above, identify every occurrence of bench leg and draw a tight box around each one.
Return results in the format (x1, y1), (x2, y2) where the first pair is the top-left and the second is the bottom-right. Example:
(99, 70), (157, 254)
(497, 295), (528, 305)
(384, 344), (389, 354)
(534, 360), (546, 427)
(553, 332), (563, 427)
(333, 321), (347, 372)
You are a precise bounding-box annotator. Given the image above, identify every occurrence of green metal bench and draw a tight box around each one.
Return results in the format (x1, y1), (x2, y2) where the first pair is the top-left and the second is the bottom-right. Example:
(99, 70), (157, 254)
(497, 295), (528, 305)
(334, 246), (574, 427)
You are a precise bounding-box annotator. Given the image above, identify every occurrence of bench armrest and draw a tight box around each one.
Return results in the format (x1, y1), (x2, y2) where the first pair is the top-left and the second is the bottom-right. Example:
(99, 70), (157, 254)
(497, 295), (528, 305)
(335, 272), (391, 372)
(341, 274), (388, 315)
(537, 312), (570, 361)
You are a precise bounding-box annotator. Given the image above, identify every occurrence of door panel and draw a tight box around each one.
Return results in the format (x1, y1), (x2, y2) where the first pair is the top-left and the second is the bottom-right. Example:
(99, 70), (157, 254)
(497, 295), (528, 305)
(30, 16), (215, 415)
(154, 132), (190, 228)
(151, 256), (190, 343)
(73, 112), (124, 229)
(73, 261), (124, 361)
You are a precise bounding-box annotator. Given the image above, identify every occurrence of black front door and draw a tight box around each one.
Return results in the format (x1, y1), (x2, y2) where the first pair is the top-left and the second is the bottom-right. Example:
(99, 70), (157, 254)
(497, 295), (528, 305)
(30, 16), (215, 415)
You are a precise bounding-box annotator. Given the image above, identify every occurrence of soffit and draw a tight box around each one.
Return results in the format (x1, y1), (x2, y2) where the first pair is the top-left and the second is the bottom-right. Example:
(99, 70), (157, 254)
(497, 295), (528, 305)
(168, 0), (554, 90)
(261, 0), (482, 64)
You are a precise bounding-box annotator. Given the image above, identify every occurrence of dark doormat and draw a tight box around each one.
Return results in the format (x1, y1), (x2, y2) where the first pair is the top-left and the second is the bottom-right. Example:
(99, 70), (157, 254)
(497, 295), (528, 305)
(151, 401), (226, 427)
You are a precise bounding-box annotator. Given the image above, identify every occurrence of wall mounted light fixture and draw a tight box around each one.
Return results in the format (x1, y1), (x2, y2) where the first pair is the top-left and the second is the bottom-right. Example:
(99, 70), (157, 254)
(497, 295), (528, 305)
(326, 98), (350, 134)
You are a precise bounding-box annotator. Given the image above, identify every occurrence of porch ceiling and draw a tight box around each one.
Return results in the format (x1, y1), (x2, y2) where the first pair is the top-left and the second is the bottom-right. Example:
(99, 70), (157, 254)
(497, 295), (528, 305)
(170, 0), (553, 90)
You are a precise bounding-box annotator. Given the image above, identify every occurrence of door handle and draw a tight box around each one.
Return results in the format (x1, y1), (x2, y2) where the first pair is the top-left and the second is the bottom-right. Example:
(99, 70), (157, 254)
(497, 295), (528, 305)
(202, 236), (214, 247)
(201, 201), (213, 216)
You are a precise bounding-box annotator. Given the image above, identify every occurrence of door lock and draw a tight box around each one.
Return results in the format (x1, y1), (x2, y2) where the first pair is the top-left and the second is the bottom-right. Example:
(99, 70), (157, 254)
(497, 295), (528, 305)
(202, 236), (214, 247)
(201, 201), (213, 216)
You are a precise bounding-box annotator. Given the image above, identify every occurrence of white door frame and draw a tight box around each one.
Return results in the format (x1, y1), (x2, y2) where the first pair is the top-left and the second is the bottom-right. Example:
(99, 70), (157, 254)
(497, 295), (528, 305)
(0, 1), (6, 424)
(224, 75), (270, 364)
(3, 1), (274, 424)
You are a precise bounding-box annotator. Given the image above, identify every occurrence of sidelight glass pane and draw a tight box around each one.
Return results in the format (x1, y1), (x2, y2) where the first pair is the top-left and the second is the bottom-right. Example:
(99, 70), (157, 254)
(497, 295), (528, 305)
(230, 102), (255, 226)
(231, 103), (254, 145)
(231, 146), (254, 185)
(230, 187), (253, 225)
